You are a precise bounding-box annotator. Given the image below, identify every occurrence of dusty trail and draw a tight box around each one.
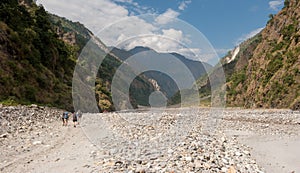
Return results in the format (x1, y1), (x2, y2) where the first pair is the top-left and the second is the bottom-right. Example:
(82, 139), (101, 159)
(1, 121), (99, 173)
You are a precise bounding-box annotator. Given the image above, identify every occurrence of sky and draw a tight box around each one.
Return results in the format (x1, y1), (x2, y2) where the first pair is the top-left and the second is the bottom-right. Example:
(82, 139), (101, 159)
(37, 0), (284, 64)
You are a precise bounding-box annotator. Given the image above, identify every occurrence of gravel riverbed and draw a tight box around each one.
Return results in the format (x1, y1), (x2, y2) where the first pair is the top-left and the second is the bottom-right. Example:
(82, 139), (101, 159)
(0, 105), (299, 173)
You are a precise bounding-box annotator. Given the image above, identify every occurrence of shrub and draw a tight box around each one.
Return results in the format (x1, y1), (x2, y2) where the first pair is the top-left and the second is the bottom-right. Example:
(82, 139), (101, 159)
(284, 0), (290, 7)
(281, 23), (297, 41)
(267, 55), (283, 73)
(24, 85), (37, 102)
(283, 74), (295, 86)
(230, 68), (246, 88)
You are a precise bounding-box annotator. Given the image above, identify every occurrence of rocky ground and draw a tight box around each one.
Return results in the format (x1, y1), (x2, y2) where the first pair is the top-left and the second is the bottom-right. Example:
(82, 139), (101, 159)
(0, 105), (299, 173)
(0, 104), (64, 171)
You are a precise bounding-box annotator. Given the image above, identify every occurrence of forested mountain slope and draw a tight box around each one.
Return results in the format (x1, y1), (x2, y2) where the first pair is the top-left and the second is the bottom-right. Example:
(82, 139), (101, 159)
(0, 0), (156, 111)
(0, 0), (77, 110)
(224, 0), (300, 109)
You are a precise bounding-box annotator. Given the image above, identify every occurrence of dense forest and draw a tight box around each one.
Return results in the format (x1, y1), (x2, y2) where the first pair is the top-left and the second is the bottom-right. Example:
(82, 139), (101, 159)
(0, 0), (76, 110)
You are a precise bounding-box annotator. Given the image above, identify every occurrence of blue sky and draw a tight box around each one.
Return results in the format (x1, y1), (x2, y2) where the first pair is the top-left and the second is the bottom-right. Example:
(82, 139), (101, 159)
(37, 0), (284, 63)
(119, 0), (284, 52)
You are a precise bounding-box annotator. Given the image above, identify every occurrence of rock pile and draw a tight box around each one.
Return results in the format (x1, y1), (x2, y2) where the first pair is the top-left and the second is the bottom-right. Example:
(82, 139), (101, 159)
(0, 104), (65, 169)
(93, 132), (262, 173)
(82, 109), (264, 173)
(220, 109), (300, 136)
(0, 104), (63, 136)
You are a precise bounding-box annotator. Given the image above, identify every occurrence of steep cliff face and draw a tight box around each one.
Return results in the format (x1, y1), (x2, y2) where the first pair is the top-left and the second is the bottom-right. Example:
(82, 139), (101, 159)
(227, 0), (300, 109)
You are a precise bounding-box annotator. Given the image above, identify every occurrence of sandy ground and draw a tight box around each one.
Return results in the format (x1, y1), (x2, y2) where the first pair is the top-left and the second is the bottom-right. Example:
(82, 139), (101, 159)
(223, 109), (300, 173)
(239, 133), (300, 173)
(225, 129), (300, 173)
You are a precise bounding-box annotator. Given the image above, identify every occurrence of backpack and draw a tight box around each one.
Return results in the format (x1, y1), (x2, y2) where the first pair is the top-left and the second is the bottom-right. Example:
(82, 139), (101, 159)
(73, 113), (77, 121)
(63, 112), (69, 119)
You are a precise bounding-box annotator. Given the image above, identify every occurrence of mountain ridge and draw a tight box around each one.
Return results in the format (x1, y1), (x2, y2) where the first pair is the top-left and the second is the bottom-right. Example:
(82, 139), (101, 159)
(170, 0), (300, 110)
(110, 46), (211, 99)
(222, 0), (299, 109)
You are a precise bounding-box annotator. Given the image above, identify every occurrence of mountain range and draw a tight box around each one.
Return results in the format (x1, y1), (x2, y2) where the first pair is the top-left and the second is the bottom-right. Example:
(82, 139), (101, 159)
(110, 46), (211, 99)
(0, 0), (209, 111)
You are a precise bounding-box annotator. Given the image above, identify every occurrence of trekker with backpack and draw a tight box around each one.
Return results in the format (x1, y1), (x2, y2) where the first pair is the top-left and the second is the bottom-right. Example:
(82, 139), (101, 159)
(62, 111), (69, 126)
(75, 110), (82, 124)
(72, 112), (78, 127)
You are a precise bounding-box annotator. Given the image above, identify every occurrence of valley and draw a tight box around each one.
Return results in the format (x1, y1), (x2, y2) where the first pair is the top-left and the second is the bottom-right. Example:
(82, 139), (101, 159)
(0, 0), (300, 172)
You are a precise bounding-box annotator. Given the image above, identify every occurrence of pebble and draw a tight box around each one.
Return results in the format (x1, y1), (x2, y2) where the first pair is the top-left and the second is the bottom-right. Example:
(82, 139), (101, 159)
(221, 167), (228, 172)
(0, 133), (8, 138)
(228, 166), (237, 173)
(33, 141), (42, 145)
(235, 151), (242, 156)
(243, 150), (250, 155)
(185, 156), (192, 162)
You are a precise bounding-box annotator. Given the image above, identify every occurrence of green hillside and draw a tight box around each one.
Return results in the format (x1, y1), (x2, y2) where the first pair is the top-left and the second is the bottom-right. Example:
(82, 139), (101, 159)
(225, 0), (300, 109)
(188, 0), (300, 110)
(0, 0), (76, 110)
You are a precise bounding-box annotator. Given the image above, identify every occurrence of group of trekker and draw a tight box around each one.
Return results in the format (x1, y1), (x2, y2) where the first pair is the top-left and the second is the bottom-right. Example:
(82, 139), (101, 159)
(62, 110), (82, 127)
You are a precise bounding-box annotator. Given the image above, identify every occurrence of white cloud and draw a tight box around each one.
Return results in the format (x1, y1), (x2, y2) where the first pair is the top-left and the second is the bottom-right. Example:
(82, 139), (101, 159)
(162, 28), (183, 41)
(178, 0), (192, 11)
(37, 0), (217, 63)
(37, 0), (181, 46)
(111, 0), (153, 15)
(121, 28), (185, 52)
(117, 0), (139, 8)
(37, 0), (129, 32)
(112, 0), (133, 3)
(117, 28), (201, 61)
(215, 48), (231, 57)
(155, 8), (180, 25)
(177, 48), (202, 60)
(269, 0), (284, 11)
(235, 27), (264, 45)
(100, 16), (157, 46)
